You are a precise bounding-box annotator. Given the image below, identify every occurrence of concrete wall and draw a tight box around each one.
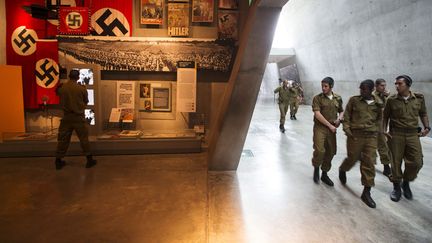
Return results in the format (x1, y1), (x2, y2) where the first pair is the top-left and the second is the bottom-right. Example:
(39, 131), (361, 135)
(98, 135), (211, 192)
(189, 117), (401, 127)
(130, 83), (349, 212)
(279, 0), (432, 114)
(0, 0), (5, 65)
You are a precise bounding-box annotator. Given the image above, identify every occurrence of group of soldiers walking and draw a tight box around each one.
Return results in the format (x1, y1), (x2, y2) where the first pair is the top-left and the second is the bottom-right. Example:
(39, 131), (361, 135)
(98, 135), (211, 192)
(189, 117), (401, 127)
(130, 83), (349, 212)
(274, 79), (303, 133)
(275, 75), (430, 208)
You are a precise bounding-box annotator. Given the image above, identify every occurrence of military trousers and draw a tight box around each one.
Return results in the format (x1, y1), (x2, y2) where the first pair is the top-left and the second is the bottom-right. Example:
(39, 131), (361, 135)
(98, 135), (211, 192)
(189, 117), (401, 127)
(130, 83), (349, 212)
(55, 114), (91, 159)
(388, 131), (423, 183)
(340, 134), (377, 187)
(278, 102), (289, 125)
(312, 125), (337, 172)
(377, 133), (391, 165)
(289, 99), (299, 116)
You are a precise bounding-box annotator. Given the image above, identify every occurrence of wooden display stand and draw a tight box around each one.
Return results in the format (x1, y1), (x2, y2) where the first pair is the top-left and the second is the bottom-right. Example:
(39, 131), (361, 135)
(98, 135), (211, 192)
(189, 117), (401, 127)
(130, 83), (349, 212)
(0, 65), (25, 140)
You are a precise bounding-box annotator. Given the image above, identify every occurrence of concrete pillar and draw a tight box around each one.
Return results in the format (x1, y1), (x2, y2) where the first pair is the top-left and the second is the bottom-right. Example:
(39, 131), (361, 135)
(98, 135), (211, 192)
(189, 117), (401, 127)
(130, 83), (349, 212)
(208, 1), (288, 171)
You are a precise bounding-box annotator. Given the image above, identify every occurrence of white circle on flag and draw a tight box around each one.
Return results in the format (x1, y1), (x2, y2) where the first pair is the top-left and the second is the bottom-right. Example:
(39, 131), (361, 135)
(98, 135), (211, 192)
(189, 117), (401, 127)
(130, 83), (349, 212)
(35, 58), (60, 89)
(11, 26), (38, 56)
(91, 8), (130, 36)
(66, 11), (83, 29)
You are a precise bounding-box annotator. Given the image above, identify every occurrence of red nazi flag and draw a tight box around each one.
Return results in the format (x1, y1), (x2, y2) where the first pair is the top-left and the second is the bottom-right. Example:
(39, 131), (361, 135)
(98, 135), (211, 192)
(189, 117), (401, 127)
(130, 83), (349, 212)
(84, 0), (133, 36)
(35, 40), (60, 105)
(59, 7), (90, 35)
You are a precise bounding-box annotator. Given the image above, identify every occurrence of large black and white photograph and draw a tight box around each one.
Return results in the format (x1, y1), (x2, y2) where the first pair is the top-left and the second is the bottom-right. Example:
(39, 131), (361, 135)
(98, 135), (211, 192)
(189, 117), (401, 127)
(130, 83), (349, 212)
(58, 36), (234, 72)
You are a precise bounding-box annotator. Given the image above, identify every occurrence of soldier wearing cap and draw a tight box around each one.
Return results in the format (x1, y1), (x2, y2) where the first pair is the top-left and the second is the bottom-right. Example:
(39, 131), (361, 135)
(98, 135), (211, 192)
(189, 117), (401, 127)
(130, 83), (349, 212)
(383, 75), (430, 201)
(311, 77), (344, 186)
(373, 78), (392, 178)
(339, 80), (383, 208)
(274, 79), (291, 133)
(54, 69), (97, 170)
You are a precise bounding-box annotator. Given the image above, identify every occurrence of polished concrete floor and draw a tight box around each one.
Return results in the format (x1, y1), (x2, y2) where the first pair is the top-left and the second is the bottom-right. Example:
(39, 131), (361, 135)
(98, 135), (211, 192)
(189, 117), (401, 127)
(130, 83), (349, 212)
(1, 100), (432, 242)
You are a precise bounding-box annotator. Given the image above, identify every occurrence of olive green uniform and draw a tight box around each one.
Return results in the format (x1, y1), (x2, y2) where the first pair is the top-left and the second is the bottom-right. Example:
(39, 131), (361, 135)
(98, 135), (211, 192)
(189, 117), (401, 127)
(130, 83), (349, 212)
(274, 86), (291, 126)
(340, 96), (383, 186)
(311, 92), (343, 172)
(384, 92), (427, 183)
(289, 86), (301, 117)
(55, 81), (91, 159)
(373, 90), (391, 165)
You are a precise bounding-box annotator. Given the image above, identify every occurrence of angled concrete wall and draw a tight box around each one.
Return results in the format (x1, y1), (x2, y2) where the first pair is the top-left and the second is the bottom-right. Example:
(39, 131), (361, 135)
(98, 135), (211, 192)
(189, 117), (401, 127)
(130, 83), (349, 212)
(279, 0), (432, 112)
(208, 1), (287, 171)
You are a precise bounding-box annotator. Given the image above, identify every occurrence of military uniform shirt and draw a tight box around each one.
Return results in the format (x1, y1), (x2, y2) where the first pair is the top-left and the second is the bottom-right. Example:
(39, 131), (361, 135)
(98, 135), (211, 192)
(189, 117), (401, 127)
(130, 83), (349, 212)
(57, 81), (89, 115)
(384, 91), (427, 130)
(312, 92), (343, 125)
(372, 90), (388, 105)
(289, 87), (301, 99)
(274, 86), (291, 103)
(343, 95), (383, 132)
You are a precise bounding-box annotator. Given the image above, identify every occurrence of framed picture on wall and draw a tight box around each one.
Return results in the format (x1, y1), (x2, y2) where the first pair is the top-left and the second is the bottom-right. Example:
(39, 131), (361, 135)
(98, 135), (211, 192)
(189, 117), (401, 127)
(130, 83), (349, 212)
(218, 11), (238, 40)
(140, 0), (164, 25)
(140, 83), (151, 98)
(192, 0), (214, 23)
(218, 0), (238, 9)
(168, 3), (190, 36)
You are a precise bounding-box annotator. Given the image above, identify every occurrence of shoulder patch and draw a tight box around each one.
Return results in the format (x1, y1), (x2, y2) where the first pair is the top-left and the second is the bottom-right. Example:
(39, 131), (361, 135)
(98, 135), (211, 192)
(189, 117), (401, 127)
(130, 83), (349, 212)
(414, 93), (424, 99)
(388, 94), (398, 100)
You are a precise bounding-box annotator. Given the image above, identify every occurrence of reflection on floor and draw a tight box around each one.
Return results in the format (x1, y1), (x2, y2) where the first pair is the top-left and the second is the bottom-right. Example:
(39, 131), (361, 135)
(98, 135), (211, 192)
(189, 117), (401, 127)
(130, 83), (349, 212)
(1, 100), (431, 242)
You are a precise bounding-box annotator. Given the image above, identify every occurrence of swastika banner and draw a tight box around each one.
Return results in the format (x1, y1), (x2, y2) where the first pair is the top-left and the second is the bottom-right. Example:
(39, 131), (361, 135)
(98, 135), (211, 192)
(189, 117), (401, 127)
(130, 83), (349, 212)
(35, 40), (60, 105)
(6, 0), (57, 109)
(59, 7), (90, 35)
(84, 0), (133, 36)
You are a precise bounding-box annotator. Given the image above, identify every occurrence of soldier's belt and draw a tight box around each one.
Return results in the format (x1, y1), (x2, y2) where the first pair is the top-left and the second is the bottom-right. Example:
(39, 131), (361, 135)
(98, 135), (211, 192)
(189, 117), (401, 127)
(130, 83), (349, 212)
(391, 127), (418, 133)
(351, 130), (378, 136)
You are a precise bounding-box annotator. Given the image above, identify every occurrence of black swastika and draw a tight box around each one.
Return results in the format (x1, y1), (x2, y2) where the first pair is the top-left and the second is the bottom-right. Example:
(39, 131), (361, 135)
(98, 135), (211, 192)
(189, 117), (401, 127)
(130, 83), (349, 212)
(13, 29), (36, 53)
(35, 59), (59, 87)
(95, 9), (128, 36)
(67, 13), (82, 27)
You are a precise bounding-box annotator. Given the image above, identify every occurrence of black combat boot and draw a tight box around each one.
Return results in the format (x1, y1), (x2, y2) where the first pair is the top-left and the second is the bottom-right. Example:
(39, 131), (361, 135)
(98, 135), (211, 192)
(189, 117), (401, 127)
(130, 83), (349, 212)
(279, 124), (285, 133)
(290, 115), (293, 120)
(383, 164), (391, 178)
(85, 155), (97, 168)
(390, 182), (402, 202)
(313, 167), (320, 183)
(321, 171), (334, 186)
(339, 168), (347, 185)
(361, 186), (376, 208)
(55, 158), (66, 170)
(293, 115), (297, 120)
(401, 180), (412, 200)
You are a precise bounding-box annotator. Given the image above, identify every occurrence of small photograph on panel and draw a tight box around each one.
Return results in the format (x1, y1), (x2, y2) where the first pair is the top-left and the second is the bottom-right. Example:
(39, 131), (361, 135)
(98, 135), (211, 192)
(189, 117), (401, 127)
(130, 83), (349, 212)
(144, 100), (152, 111)
(85, 109), (95, 125)
(140, 83), (151, 98)
(77, 68), (94, 85)
(87, 89), (94, 105)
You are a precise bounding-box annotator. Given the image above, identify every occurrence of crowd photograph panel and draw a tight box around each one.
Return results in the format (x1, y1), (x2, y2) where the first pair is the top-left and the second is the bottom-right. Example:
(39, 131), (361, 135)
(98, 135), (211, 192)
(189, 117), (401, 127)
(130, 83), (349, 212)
(58, 37), (234, 72)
